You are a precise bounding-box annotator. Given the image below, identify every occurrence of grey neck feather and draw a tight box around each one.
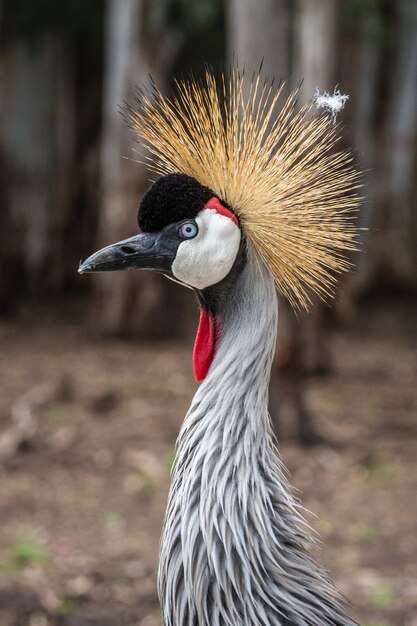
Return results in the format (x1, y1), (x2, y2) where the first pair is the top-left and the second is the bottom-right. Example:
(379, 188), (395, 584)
(158, 245), (358, 626)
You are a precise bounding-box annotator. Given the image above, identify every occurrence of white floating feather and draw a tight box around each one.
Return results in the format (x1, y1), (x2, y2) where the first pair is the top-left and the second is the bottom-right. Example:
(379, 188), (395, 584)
(314, 87), (349, 124)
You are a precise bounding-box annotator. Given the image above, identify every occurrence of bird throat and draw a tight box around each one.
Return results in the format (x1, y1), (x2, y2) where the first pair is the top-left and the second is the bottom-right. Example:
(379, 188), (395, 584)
(193, 307), (218, 382)
(192, 233), (246, 383)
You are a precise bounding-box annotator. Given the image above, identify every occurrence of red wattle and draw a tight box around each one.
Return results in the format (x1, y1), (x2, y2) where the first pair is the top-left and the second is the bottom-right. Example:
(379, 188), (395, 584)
(193, 308), (217, 382)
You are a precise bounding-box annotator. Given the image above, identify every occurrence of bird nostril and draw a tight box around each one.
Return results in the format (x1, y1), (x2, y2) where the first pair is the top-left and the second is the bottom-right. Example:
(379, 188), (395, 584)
(120, 244), (136, 255)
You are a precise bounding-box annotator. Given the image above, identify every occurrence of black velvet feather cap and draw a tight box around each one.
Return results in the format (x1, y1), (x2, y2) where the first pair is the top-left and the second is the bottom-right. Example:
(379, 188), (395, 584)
(138, 174), (215, 233)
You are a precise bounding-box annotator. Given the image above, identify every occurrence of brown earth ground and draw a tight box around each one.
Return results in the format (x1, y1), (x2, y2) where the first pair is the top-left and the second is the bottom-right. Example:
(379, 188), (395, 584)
(0, 297), (416, 626)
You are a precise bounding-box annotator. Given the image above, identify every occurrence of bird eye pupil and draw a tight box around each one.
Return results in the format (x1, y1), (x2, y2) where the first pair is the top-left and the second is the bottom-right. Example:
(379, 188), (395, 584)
(179, 221), (198, 239)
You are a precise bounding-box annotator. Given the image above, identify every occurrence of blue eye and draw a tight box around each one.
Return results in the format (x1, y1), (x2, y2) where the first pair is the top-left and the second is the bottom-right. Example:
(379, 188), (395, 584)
(179, 221), (198, 239)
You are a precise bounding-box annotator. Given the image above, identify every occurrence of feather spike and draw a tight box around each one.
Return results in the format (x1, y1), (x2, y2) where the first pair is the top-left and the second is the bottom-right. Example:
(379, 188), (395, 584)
(126, 68), (361, 309)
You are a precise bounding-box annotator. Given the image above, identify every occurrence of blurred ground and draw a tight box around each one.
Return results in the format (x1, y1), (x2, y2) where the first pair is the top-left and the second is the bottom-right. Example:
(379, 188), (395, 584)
(0, 297), (416, 626)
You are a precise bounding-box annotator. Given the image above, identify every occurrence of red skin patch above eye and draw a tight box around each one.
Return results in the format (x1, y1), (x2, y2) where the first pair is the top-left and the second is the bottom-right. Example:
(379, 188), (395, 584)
(204, 197), (239, 227)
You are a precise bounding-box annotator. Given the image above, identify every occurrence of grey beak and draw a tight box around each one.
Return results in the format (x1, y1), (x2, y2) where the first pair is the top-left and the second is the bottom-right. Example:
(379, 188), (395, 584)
(78, 232), (175, 274)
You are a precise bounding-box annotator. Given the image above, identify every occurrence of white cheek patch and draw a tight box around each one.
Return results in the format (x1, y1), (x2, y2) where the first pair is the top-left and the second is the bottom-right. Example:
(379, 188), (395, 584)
(172, 209), (241, 289)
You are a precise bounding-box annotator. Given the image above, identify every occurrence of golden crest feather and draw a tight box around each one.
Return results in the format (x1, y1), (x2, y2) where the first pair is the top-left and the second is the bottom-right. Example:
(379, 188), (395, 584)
(126, 68), (360, 309)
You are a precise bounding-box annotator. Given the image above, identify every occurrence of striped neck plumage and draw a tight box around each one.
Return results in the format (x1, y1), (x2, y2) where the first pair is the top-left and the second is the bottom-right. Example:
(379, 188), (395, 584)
(158, 246), (357, 626)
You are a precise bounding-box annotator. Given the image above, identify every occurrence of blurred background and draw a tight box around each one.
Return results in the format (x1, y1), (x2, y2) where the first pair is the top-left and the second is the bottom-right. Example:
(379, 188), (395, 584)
(0, 1), (416, 625)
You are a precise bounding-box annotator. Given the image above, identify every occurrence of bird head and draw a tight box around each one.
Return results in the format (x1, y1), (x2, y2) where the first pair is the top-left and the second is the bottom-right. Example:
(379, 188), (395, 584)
(79, 68), (360, 381)
(79, 173), (242, 293)
(79, 173), (245, 381)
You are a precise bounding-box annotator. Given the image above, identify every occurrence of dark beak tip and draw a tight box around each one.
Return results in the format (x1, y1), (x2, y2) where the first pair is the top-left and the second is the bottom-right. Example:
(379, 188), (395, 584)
(78, 260), (91, 274)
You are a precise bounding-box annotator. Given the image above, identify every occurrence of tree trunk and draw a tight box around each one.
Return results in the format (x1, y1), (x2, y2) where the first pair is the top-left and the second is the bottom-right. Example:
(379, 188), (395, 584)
(296, 0), (337, 102)
(294, 0), (338, 360)
(339, 6), (383, 299)
(95, 0), (187, 337)
(0, 36), (75, 307)
(380, 0), (417, 282)
(227, 0), (289, 84)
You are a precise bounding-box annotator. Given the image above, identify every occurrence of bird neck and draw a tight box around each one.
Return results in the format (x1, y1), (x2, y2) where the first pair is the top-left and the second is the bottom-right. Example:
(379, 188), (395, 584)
(197, 244), (278, 438)
(159, 246), (356, 626)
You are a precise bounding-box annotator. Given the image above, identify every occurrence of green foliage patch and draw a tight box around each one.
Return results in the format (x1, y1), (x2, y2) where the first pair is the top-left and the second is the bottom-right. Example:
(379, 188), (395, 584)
(12, 537), (49, 567)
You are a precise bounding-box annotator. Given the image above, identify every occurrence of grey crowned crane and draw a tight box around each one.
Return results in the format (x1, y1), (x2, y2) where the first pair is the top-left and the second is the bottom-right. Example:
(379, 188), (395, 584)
(80, 69), (360, 626)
